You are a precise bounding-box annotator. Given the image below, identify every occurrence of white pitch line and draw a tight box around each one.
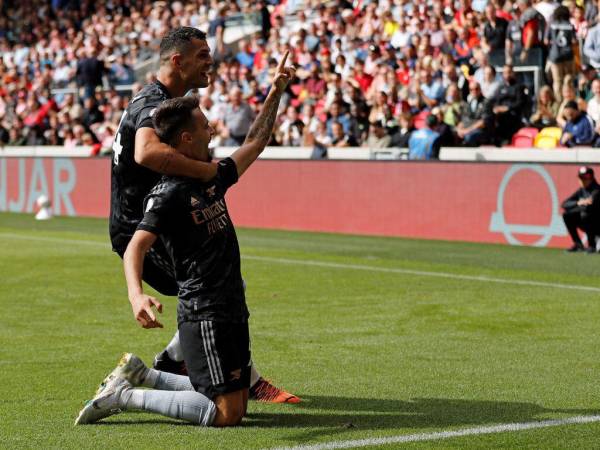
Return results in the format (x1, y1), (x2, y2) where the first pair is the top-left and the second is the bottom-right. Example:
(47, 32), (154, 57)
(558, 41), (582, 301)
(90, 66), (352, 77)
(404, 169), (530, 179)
(1, 232), (600, 293)
(270, 415), (600, 450)
(244, 255), (600, 293)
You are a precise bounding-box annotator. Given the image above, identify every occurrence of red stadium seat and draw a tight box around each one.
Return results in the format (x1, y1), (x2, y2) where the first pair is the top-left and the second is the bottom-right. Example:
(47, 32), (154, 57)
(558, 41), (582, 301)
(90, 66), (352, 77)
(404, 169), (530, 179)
(510, 128), (539, 147)
(511, 135), (534, 148)
(518, 127), (539, 139)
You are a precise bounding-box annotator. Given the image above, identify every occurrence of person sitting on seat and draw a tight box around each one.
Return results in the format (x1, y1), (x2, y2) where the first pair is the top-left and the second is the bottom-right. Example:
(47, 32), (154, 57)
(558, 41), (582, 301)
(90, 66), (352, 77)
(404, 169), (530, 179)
(562, 166), (600, 253)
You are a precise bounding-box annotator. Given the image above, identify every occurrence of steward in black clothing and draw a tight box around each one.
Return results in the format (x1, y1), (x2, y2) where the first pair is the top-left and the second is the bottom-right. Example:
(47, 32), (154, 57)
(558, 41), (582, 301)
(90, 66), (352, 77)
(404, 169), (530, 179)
(562, 166), (600, 252)
(492, 65), (527, 144)
(483, 4), (508, 66)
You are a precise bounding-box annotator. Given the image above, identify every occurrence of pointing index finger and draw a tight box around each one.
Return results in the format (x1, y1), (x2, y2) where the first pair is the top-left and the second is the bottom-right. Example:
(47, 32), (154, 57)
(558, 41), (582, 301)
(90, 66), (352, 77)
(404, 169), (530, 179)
(277, 50), (289, 73)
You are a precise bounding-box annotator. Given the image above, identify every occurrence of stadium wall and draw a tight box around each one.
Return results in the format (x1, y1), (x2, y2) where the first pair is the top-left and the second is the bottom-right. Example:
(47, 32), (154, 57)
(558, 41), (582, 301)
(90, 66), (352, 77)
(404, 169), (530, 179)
(0, 157), (585, 248)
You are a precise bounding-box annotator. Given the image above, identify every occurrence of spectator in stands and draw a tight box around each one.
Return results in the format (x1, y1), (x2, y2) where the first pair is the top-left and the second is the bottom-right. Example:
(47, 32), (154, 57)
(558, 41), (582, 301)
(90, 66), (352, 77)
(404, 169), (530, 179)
(492, 65), (527, 144)
(560, 100), (596, 146)
(326, 101), (352, 138)
(571, 5), (588, 40)
(561, 166), (600, 253)
(585, 0), (599, 26)
(208, 4), (228, 59)
(76, 47), (106, 99)
(441, 84), (465, 127)
(219, 87), (254, 146)
(456, 81), (494, 146)
(365, 120), (390, 148)
(390, 112), (415, 148)
(431, 106), (457, 147)
(276, 106), (304, 146)
(312, 121), (332, 148)
(557, 77), (588, 127)
(587, 79), (600, 137)
(418, 69), (445, 108)
(7, 127), (26, 146)
(478, 65), (502, 100)
(530, 85), (559, 128)
(108, 54), (135, 86)
(546, 6), (577, 101)
(330, 121), (357, 147)
(482, 3), (509, 66)
(408, 115), (440, 159)
(578, 65), (599, 101)
(584, 13), (600, 69)
(82, 97), (104, 128)
(256, 1), (272, 42)
(506, 0), (546, 67)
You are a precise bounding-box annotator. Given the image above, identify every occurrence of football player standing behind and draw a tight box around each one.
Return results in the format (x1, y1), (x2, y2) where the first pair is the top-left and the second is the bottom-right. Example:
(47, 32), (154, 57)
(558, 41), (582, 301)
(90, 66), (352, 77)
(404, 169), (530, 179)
(108, 26), (298, 403)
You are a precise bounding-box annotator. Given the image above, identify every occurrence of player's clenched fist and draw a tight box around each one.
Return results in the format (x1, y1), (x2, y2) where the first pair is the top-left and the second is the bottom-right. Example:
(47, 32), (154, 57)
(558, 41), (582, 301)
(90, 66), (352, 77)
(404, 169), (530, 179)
(272, 50), (296, 92)
(129, 293), (163, 328)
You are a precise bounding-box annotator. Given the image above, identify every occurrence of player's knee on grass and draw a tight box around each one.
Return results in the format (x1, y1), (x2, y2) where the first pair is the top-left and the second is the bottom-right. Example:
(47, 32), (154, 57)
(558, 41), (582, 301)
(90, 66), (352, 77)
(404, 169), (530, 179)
(212, 390), (246, 427)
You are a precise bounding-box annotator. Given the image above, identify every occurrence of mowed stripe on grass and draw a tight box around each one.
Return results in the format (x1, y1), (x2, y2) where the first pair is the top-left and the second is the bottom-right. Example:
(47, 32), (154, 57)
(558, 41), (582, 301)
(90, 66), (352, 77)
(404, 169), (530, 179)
(1, 231), (599, 293)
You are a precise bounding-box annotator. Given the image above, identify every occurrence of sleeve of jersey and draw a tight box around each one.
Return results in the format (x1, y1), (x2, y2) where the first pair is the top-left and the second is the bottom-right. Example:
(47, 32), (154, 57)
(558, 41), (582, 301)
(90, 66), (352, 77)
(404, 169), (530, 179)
(137, 189), (174, 235)
(135, 104), (158, 130)
(216, 157), (239, 190)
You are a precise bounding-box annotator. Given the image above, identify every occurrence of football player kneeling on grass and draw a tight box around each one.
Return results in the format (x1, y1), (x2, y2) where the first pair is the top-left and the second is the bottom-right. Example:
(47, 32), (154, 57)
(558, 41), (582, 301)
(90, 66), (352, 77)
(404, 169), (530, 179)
(75, 53), (295, 426)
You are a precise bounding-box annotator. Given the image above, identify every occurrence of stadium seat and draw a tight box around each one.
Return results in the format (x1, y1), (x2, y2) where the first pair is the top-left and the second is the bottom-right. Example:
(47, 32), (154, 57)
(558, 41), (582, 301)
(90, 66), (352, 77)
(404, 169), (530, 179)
(512, 134), (535, 148)
(511, 128), (539, 147)
(538, 127), (563, 141)
(518, 127), (540, 139)
(534, 135), (560, 148)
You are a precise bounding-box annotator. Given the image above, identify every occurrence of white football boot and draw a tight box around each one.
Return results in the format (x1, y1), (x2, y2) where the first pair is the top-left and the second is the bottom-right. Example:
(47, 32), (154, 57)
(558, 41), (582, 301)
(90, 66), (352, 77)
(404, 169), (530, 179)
(75, 375), (131, 425)
(95, 353), (148, 395)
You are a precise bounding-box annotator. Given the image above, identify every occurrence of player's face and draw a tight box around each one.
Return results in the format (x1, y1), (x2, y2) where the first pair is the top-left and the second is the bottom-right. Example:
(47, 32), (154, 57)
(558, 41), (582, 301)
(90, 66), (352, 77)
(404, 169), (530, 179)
(190, 108), (215, 162)
(179, 39), (213, 90)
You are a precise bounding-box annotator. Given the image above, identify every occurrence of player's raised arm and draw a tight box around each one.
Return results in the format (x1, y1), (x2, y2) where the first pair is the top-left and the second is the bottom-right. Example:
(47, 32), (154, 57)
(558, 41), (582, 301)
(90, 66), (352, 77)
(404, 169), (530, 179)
(123, 229), (163, 329)
(135, 128), (218, 182)
(230, 51), (296, 178)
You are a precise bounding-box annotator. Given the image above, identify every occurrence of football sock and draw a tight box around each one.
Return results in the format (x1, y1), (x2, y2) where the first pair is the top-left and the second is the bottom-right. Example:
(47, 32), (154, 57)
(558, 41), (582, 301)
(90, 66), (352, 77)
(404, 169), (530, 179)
(121, 388), (216, 425)
(146, 369), (194, 391)
(165, 331), (184, 362)
(250, 362), (260, 387)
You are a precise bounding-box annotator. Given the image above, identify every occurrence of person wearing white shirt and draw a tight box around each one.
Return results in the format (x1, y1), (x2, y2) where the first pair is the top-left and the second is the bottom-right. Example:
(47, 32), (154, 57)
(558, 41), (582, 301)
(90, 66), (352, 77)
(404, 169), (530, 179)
(587, 79), (600, 135)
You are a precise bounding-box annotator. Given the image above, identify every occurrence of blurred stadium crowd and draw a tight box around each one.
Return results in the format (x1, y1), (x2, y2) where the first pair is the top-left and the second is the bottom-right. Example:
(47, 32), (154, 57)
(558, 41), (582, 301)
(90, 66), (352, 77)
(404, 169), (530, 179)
(1, 0), (600, 155)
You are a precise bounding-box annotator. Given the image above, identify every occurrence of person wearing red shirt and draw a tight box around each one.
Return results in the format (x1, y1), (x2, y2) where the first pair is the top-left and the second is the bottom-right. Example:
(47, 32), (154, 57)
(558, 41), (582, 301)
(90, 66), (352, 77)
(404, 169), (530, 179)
(353, 59), (374, 92)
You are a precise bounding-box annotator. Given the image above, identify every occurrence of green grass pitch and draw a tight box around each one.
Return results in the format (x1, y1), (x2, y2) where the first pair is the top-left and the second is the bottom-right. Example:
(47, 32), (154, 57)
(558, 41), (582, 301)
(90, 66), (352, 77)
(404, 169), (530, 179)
(2, 212), (600, 449)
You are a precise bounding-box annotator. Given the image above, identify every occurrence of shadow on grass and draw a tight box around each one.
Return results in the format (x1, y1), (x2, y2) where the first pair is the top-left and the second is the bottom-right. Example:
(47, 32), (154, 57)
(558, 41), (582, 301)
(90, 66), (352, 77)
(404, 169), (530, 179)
(243, 396), (600, 441)
(93, 396), (599, 444)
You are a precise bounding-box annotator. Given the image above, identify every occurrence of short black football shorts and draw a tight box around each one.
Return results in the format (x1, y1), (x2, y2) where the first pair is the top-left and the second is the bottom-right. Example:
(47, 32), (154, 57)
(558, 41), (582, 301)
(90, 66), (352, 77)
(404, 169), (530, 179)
(178, 320), (251, 399)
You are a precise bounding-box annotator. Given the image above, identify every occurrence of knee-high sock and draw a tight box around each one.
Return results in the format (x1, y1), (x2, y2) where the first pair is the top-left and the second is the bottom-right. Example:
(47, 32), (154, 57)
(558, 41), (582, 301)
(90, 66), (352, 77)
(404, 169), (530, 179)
(121, 389), (216, 426)
(142, 368), (194, 391)
(250, 363), (260, 387)
(165, 331), (184, 362)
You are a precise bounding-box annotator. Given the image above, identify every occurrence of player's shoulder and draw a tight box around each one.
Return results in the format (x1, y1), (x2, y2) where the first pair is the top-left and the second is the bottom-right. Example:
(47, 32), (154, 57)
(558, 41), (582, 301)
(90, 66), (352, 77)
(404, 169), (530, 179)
(128, 82), (169, 114)
(149, 176), (193, 199)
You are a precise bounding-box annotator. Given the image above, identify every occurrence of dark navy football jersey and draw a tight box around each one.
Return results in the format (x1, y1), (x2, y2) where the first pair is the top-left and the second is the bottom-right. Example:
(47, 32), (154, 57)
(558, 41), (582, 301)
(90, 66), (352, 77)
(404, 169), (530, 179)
(109, 80), (171, 252)
(137, 158), (248, 324)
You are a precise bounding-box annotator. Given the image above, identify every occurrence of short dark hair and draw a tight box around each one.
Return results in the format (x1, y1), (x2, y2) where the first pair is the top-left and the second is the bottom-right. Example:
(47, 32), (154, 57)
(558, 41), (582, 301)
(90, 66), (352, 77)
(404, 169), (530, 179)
(426, 114), (438, 128)
(564, 100), (579, 111)
(159, 27), (207, 64)
(153, 95), (200, 147)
